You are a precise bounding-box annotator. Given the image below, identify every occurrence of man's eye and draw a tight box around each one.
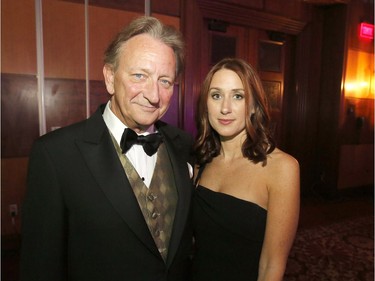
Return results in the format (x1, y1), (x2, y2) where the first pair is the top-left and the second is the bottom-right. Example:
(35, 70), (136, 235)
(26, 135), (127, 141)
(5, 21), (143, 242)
(159, 79), (173, 88)
(133, 73), (146, 80)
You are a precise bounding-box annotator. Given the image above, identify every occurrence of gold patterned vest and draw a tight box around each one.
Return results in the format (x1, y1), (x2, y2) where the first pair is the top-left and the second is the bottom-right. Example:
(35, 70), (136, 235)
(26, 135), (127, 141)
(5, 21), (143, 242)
(111, 136), (177, 262)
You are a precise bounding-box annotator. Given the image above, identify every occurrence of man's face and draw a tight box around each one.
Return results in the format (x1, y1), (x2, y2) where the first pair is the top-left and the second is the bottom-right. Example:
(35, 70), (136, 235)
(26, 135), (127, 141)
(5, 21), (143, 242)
(103, 34), (176, 133)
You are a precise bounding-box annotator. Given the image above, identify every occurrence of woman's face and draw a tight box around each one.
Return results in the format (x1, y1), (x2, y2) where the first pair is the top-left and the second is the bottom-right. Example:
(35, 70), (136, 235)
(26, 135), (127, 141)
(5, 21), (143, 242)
(207, 68), (252, 141)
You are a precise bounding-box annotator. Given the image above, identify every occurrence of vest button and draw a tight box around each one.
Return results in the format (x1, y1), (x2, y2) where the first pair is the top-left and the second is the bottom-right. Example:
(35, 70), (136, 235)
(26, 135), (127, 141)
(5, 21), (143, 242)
(151, 211), (160, 219)
(147, 193), (157, 201)
(159, 247), (167, 254)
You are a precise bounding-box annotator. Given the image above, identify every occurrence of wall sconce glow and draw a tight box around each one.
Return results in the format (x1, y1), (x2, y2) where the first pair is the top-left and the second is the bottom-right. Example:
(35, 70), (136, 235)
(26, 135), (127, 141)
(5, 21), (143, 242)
(359, 22), (374, 40)
(344, 81), (371, 98)
(344, 49), (374, 99)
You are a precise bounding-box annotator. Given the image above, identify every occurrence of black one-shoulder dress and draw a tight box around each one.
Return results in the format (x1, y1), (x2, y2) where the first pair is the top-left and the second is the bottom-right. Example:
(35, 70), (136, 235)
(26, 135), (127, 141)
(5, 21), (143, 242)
(192, 185), (267, 281)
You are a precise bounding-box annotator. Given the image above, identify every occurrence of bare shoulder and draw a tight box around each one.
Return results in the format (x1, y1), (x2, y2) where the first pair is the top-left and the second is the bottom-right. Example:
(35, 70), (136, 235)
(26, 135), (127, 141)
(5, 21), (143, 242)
(267, 148), (299, 171)
(266, 148), (300, 192)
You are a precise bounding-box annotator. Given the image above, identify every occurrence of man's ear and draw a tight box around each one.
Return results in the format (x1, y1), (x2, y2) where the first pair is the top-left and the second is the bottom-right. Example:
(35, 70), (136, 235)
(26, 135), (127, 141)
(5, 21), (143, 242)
(103, 64), (115, 95)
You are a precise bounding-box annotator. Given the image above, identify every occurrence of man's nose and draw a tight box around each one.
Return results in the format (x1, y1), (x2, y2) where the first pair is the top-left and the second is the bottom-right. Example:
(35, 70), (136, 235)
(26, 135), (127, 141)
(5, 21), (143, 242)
(143, 79), (160, 104)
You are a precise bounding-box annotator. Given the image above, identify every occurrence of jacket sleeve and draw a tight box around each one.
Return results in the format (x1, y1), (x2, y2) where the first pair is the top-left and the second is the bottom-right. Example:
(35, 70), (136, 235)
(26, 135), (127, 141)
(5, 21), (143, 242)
(20, 139), (68, 281)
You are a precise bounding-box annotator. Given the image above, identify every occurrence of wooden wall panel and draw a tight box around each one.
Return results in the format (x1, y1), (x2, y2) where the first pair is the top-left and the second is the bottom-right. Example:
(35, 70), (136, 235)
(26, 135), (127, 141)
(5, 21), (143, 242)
(247, 28), (260, 67)
(214, 0), (264, 10)
(315, 5), (348, 197)
(153, 14), (180, 30)
(1, 0), (37, 74)
(180, 0), (206, 134)
(1, 157), (29, 236)
(43, 0), (86, 79)
(44, 78), (87, 131)
(89, 80), (110, 114)
(337, 144), (374, 188)
(289, 10), (323, 195)
(265, 0), (312, 21)
(63, 0), (180, 17)
(152, 0), (180, 17)
(1, 74), (39, 158)
(196, 0), (306, 35)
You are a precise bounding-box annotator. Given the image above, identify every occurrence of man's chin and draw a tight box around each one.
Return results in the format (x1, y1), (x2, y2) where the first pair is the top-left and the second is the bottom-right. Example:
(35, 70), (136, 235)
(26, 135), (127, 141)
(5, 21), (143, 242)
(135, 119), (159, 131)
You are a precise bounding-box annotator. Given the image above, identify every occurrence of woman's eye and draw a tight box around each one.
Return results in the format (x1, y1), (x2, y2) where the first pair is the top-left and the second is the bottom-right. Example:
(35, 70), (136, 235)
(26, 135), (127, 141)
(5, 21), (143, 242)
(210, 92), (221, 100)
(233, 94), (244, 100)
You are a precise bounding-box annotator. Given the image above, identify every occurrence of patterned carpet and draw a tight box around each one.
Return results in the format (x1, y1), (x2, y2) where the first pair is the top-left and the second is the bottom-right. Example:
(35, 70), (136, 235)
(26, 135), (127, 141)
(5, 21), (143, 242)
(285, 215), (374, 281)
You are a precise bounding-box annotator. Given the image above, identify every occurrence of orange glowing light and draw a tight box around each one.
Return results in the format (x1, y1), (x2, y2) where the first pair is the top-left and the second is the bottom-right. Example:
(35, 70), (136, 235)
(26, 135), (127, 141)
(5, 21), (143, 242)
(344, 49), (374, 99)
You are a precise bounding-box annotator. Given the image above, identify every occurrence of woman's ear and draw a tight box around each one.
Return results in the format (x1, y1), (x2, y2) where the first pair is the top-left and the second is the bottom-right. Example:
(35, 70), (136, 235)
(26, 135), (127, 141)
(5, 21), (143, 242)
(103, 64), (115, 95)
(251, 107), (255, 115)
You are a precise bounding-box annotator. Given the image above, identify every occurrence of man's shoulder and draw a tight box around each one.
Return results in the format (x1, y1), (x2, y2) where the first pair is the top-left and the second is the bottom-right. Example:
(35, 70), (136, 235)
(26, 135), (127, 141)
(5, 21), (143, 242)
(156, 121), (192, 142)
(37, 108), (105, 145)
(33, 120), (86, 149)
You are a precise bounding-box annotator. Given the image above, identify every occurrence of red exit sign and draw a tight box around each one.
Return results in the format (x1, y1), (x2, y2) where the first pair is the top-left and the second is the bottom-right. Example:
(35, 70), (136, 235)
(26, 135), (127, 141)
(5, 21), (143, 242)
(359, 22), (374, 40)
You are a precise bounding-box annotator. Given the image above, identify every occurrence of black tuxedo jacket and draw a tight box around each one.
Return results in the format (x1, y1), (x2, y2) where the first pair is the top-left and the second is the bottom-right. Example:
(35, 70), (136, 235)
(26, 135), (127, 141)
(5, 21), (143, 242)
(20, 105), (194, 281)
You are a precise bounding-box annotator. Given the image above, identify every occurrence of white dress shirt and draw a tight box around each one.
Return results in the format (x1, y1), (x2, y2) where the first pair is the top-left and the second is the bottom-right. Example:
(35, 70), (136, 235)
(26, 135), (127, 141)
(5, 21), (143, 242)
(102, 102), (157, 187)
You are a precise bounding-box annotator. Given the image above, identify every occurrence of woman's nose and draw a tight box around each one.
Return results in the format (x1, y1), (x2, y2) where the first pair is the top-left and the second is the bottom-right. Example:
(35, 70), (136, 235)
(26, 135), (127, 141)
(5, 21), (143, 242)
(220, 98), (232, 114)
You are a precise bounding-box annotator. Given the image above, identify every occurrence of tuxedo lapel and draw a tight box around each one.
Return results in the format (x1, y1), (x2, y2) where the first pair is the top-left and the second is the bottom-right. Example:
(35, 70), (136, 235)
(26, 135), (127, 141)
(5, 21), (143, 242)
(157, 123), (193, 266)
(75, 107), (160, 257)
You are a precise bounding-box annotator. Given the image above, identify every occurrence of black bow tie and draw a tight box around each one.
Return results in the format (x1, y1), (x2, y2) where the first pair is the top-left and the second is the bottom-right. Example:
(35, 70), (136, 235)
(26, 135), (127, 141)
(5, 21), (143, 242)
(120, 128), (163, 156)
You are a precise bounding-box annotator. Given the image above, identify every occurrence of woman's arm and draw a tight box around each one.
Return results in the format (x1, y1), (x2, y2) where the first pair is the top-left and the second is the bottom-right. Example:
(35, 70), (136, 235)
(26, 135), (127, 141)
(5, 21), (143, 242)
(257, 152), (300, 281)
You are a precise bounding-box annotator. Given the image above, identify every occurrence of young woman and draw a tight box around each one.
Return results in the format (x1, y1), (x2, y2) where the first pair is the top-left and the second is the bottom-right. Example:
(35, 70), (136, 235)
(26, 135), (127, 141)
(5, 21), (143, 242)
(192, 58), (300, 281)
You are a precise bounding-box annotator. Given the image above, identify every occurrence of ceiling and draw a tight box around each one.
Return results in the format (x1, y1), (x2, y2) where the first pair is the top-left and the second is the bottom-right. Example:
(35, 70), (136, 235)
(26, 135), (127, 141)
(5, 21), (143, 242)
(302, 0), (351, 5)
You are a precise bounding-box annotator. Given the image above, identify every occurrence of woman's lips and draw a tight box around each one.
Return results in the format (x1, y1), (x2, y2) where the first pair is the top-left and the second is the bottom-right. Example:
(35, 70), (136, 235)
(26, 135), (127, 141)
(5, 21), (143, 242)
(218, 118), (234, 125)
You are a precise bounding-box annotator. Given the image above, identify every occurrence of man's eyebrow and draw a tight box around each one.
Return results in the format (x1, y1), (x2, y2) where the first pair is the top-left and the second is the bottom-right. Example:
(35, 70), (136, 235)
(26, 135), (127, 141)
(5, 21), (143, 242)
(128, 67), (151, 73)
